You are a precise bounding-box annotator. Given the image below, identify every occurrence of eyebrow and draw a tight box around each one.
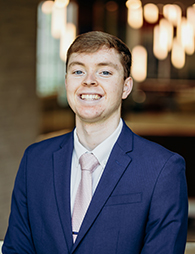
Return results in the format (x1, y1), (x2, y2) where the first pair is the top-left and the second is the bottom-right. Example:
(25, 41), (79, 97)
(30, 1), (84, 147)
(68, 61), (84, 69)
(68, 61), (119, 70)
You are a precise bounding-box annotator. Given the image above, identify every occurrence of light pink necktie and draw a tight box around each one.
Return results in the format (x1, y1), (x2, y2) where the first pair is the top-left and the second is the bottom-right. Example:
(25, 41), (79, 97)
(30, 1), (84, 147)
(72, 153), (99, 242)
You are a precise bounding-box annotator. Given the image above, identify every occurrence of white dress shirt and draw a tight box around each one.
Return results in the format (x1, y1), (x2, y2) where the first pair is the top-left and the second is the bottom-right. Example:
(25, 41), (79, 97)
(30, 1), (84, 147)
(70, 119), (123, 214)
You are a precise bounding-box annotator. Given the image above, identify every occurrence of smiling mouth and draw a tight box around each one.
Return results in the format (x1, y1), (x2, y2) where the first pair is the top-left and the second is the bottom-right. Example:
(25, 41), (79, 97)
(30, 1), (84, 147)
(80, 94), (101, 100)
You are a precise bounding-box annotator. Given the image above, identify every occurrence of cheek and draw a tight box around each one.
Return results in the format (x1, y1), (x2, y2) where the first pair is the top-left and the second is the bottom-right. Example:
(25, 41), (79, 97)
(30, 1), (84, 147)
(65, 84), (76, 109)
(65, 85), (71, 100)
(109, 83), (124, 99)
(65, 79), (78, 97)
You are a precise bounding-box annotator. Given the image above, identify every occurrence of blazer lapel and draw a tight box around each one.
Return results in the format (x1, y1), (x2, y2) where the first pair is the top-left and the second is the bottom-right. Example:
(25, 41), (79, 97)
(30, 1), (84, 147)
(53, 132), (74, 252)
(72, 122), (133, 252)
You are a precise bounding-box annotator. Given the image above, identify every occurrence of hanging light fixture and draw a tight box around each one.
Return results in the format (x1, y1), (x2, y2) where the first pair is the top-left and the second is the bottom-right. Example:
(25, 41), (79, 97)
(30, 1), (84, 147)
(60, 23), (76, 61)
(153, 23), (169, 60)
(55, 0), (69, 8)
(163, 4), (182, 26)
(187, 6), (195, 33)
(177, 17), (194, 55)
(132, 45), (147, 82)
(59, 2), (78, 62)
(143, 3), (159, 24)
(171, 38), (185, 69)
(159, 18), (173, 52)
(126, 0), (143, 29)
(41, 1), (54, 14)
(51, 2), (67, 39)
(126, 0), (142, 9)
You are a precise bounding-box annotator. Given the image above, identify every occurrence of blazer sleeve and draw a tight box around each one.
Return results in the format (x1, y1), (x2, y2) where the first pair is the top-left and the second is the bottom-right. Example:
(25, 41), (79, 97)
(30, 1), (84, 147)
(2, 149), (36, 254)
(141, 153), (188, 254)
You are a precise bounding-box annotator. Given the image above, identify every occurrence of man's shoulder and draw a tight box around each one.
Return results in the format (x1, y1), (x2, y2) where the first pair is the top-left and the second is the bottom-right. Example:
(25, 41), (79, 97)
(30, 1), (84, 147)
(121, 124), (185, 179)
(122, 122), (181, 159)
(25, 130), (74, 156)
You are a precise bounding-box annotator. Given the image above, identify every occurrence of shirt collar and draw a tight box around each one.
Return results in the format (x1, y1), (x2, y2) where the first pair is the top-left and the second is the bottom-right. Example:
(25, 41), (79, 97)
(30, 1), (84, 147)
(74, 119), (123, 168)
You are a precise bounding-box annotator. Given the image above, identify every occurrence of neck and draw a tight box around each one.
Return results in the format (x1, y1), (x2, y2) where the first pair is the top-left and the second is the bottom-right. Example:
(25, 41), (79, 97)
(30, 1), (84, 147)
(76, 117), (121, 151)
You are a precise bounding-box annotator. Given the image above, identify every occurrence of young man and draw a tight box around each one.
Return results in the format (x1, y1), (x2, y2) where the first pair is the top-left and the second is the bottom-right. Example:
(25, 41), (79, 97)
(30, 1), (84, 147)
(2, 31), (188, 254)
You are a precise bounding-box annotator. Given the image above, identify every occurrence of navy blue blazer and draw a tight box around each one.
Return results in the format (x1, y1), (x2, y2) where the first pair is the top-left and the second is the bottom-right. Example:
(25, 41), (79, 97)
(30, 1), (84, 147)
(2, 121), (188, 254)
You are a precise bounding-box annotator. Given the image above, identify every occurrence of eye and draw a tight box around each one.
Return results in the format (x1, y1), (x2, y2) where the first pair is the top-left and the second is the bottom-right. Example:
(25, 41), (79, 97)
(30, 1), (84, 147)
(100, 70), (112, 76)
(73, 70), (84, 75)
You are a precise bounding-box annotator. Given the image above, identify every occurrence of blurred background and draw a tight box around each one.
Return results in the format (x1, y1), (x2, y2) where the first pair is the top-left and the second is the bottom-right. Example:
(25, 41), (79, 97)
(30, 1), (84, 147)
(0, 0), (195, 243)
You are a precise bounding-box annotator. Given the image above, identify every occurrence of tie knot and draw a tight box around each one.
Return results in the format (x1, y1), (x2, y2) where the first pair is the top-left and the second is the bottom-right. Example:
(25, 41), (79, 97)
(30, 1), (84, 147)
(79, 153), (99, 173)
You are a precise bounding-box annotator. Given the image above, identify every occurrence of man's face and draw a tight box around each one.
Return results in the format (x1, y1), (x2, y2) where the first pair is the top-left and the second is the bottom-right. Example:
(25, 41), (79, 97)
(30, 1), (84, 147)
(65, 47), (132, 125)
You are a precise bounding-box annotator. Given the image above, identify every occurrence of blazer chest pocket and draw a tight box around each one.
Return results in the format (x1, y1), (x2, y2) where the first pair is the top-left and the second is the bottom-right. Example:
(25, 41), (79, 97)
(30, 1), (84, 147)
(105, 192), (142, 206)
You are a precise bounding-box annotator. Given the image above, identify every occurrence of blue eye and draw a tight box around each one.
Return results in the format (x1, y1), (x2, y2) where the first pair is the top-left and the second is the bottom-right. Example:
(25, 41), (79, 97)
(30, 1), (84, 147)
(101, 71), (111, 76)
(74, 70), (83, 75)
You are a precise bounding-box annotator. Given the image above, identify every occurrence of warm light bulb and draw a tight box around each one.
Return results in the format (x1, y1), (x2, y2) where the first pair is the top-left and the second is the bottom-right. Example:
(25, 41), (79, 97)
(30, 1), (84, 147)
(51, 3), (67, 39)
(41, 1), (54, 14)
(187, 6), (195, 32)
(132, 46), (147, 82)
(144, 3), (159, 23)
(159, 19), (173, 51)
(127, 3), (143, 29)
(60, 23), (76, 61)
(55, 0), (69, 8)
(171, 38), (185, 69)
(153, 24), (168, 60)
(177, 17), (194, 55)
(126, 0), (142, 9)
(163, 4), (181, 26)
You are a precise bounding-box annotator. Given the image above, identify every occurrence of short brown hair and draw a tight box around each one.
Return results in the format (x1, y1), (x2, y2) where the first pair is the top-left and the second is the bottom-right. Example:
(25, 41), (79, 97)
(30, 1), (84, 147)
(66, 31), (132, 79)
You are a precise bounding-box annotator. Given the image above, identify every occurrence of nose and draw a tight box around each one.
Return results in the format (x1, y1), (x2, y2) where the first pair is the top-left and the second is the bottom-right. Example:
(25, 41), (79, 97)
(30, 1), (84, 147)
(82, 72), (97, 86)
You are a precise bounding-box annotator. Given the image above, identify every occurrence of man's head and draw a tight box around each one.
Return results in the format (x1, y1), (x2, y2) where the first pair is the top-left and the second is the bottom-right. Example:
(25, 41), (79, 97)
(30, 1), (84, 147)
(66, 31), (132, 80)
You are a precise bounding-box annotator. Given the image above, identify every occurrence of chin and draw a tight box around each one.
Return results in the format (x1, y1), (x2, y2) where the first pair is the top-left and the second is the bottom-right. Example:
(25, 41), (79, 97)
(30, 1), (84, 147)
(78, 113), (103, 123)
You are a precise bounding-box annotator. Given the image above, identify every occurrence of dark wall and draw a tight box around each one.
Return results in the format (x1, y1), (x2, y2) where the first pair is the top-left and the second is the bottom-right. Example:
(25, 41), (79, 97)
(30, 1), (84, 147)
(0, 0), (40, 239)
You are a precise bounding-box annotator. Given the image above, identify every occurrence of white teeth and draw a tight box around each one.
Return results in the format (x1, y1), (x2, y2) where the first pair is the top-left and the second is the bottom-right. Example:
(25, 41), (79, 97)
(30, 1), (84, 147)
(81, 94), (101, 100)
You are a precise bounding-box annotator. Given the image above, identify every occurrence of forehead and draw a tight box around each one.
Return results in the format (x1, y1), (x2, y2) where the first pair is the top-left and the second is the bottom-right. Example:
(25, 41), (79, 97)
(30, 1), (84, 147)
(67, 47), (123, 69)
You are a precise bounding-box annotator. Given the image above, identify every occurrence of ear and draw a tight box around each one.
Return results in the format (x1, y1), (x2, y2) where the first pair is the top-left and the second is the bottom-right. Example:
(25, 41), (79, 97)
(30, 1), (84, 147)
(122, 77), (133, 99)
